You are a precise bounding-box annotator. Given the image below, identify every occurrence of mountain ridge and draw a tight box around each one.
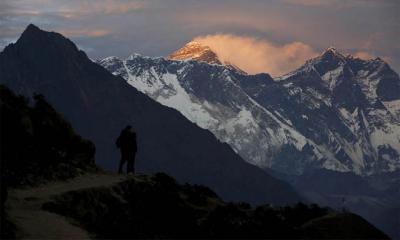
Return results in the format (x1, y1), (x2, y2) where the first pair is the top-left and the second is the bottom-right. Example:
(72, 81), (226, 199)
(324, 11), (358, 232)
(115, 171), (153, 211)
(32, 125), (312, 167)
(100, 45), (400, 176)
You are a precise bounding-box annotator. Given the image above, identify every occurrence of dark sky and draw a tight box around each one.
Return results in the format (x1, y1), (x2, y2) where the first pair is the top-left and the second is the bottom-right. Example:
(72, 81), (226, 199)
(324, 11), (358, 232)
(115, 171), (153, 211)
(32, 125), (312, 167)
(1, 0), (399, 75)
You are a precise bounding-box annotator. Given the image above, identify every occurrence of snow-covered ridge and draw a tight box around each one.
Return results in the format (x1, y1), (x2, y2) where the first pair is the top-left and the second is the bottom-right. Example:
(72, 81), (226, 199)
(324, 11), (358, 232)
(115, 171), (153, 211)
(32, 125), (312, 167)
(98, 47), (400, 176)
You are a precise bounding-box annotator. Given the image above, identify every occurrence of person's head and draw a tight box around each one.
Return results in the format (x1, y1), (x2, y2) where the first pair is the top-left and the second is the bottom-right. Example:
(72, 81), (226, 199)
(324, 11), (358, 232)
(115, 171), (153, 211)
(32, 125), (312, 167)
(125, 125), (132, 130)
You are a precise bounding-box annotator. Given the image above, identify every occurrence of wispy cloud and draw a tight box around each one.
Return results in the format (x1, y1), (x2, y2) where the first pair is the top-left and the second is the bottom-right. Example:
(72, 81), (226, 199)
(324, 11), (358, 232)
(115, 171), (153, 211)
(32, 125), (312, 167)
(353, 51), (375, 60)
(2, 0), (146, 19)
(282, 0), (398, 8)
(282, 0), (333, 6)
(58, 0), (146, 18)
(194, 34), (318, 76)
(59, 29), (111, 38)
(0, 0), (146, 41)
(353, 51), (392, 64)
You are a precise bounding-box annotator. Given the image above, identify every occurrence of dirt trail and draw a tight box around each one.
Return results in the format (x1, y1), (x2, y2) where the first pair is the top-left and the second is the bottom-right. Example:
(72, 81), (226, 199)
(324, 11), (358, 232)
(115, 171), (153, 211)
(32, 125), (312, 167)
(6, 173), (125, 239)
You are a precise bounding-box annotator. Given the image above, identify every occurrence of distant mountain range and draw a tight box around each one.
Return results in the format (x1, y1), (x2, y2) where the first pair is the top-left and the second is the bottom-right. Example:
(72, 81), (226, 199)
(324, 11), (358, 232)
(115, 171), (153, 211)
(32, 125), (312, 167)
(100, 41), (400, 176)
(0, 24), (301, 205)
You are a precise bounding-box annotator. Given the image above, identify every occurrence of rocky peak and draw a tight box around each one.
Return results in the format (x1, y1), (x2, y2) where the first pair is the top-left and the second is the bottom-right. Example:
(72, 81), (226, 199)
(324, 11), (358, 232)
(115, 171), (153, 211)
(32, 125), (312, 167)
(11, 24), (44, 47)
(21, 24), (41, 35)
(9, 23), (81, 61)
(168, 41), (247, 74)
(18, 24), (56, 44)
(322, 46), (339, 55)
(297, 47), (348, 77)
(318, 47), (346, 62)
(168, 41), (222, 65)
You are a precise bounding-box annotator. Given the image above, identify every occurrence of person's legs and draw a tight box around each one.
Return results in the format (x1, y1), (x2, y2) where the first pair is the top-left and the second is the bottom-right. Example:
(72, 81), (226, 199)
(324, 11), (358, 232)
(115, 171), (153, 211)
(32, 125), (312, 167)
(118, 157), (126, 174)
(127, 152), (135, 174)
(132, 153), (136, 173)
(127, 159), (134, 174)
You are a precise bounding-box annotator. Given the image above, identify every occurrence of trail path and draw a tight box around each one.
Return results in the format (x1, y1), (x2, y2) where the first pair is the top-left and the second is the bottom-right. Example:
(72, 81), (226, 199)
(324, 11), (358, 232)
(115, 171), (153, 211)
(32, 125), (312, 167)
(6, 173), (125, 239)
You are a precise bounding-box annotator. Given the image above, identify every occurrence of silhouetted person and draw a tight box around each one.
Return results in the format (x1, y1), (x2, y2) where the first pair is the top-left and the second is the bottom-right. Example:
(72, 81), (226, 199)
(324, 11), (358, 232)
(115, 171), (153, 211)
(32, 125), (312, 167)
(116, 125), (137, 174)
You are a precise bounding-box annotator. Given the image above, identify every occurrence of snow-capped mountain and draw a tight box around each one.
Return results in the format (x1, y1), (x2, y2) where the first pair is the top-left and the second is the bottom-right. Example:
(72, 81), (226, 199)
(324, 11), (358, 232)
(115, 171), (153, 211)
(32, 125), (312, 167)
(168, 41), (247, 74)
(98, 44), (400, 176)
(168, 41), (222, 65)
(251, 48), (400, 174)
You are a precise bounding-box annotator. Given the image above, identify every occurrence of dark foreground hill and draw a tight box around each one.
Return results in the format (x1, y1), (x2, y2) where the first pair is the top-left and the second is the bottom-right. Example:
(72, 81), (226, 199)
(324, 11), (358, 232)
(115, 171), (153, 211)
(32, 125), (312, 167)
(0, 84), (99, 239)
(0, 85), (98, 187)
(0, 24), (300, 205)
(3, 171), (388, 239)
(42, 173), (388, 239)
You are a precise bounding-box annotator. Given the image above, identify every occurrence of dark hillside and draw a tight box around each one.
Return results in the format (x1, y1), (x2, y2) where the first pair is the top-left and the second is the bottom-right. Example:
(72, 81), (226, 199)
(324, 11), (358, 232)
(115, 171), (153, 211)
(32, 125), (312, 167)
(43, 173), (389, 239)
(0, 85), (97, 187)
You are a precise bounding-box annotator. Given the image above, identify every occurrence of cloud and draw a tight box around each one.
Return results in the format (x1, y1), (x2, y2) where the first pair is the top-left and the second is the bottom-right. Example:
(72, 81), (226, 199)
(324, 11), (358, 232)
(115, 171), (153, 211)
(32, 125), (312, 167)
(352, 50), (392, 64)
(82, 0), (145, 15)
(282, 0), (397, 8)
(193, 34), (318, 76)
(59, 0), (146, 18)
(2, 0), (146, 19)
(282, 0), (332, 6)
(59, 29), (111, 38)
(353, 51), (375, 60)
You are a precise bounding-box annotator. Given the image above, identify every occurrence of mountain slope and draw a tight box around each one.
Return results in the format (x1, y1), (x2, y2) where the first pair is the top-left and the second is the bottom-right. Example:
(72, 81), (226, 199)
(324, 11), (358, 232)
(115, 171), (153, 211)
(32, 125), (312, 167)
(0, 24), (301, 205)
(99, 54), (320, 172)
(100, 46), (400, 176)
